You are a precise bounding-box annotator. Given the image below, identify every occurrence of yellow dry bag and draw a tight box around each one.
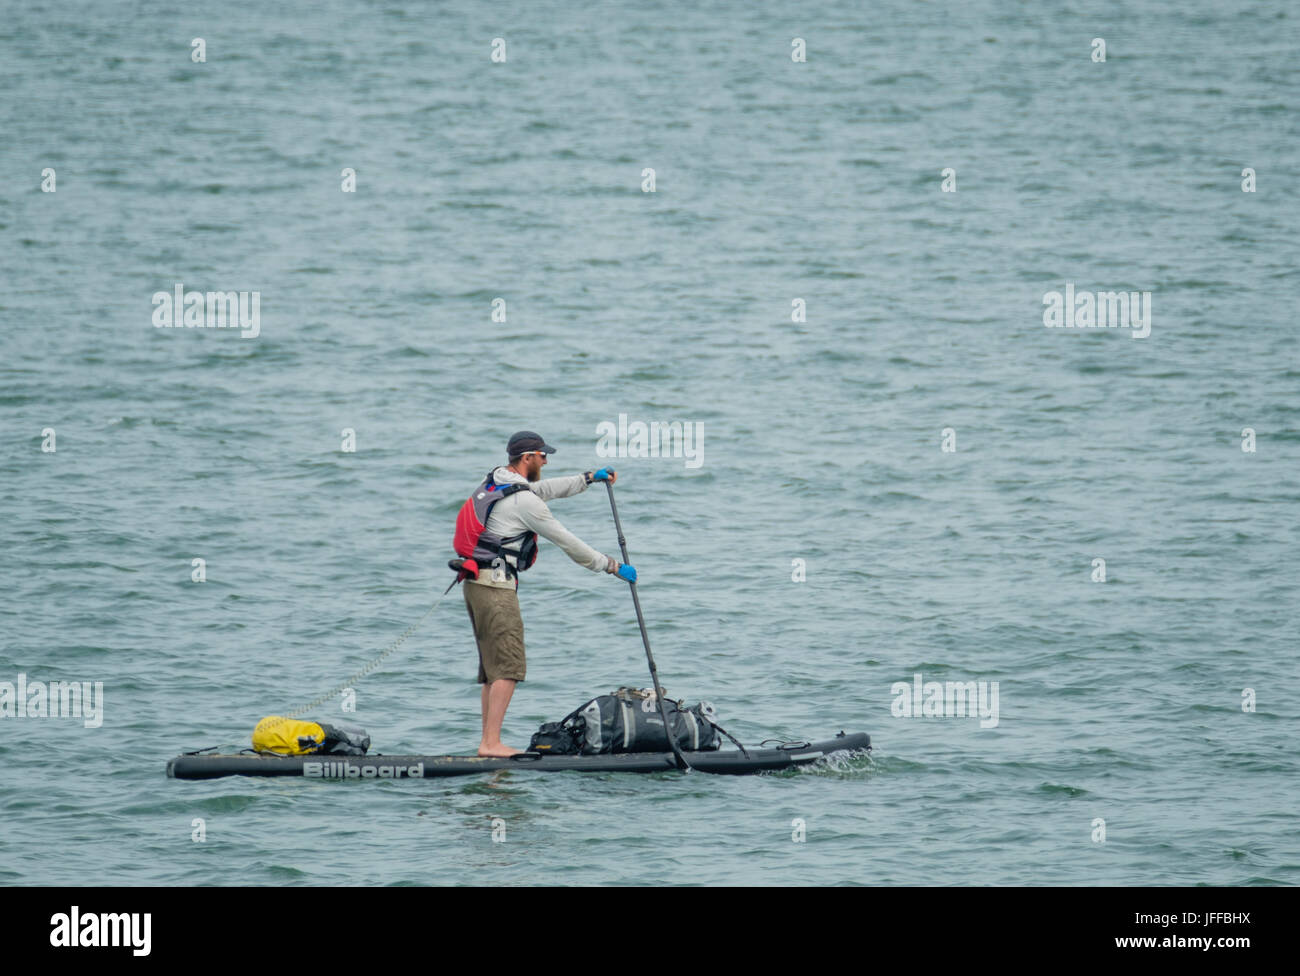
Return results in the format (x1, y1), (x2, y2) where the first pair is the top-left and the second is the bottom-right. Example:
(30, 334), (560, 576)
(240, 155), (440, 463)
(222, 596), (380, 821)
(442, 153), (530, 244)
(252, 716), (329, 755)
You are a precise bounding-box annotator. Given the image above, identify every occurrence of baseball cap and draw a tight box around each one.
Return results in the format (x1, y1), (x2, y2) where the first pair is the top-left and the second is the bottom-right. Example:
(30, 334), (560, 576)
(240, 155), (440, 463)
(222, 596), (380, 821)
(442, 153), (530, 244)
(507, 431), (557, 456)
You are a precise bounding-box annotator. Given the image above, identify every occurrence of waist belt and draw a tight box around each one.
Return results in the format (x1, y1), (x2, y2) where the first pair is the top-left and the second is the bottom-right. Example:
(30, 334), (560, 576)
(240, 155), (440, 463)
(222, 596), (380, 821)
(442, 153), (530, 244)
(449, 557), (518, 585)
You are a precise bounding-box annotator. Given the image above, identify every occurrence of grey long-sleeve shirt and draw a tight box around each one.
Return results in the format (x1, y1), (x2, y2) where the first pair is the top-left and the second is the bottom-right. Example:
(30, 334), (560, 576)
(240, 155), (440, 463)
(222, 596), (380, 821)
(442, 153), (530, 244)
(467, 465), (615, 588)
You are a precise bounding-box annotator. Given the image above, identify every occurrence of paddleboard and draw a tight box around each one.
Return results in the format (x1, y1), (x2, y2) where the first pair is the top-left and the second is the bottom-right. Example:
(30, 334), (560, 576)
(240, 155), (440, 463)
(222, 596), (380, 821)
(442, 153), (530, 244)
(167, 732), (870, 780)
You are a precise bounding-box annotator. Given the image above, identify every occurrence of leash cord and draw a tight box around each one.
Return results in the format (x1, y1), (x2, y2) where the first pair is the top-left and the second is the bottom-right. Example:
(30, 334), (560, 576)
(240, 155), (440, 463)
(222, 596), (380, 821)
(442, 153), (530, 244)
(181, 586), (454, 755)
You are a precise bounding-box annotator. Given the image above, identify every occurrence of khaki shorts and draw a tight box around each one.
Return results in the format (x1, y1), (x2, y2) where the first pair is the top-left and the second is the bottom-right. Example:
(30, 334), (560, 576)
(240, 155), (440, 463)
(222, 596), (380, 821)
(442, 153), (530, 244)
(464, 580), (526, 683)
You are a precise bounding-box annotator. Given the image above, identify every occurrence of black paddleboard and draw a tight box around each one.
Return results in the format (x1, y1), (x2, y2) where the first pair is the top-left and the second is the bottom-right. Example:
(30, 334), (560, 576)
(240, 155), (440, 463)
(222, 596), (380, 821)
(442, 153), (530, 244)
(167, 732), (870, 780)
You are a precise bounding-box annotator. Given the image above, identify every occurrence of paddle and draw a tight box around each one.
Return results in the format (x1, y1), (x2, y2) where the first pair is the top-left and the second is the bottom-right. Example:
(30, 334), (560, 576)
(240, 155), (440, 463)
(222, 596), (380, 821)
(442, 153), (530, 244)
(603, 480), (691, 772)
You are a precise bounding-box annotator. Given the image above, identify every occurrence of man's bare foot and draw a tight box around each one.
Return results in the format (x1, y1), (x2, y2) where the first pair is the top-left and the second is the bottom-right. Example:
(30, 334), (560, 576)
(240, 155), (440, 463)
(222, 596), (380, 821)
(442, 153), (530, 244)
(477, 743), (524, 758)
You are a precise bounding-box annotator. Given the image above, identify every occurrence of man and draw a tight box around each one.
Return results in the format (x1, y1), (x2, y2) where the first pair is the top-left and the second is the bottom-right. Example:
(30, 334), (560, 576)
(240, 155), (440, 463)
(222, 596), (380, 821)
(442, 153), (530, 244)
(454, 431), (637, 757)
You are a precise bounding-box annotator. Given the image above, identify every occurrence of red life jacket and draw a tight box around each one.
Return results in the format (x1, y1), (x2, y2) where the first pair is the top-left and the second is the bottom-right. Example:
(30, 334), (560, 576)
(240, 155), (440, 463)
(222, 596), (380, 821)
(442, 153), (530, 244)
(452, 471), (539, 578)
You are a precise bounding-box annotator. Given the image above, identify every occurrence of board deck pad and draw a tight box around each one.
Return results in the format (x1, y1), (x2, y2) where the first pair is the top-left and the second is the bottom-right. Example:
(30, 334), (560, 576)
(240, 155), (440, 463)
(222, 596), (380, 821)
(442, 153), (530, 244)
(167, 732), (870, 780)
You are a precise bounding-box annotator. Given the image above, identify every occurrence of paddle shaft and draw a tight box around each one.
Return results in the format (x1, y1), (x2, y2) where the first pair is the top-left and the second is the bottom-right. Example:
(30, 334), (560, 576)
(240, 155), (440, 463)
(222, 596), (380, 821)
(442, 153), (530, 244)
(604, 481), (690, 771)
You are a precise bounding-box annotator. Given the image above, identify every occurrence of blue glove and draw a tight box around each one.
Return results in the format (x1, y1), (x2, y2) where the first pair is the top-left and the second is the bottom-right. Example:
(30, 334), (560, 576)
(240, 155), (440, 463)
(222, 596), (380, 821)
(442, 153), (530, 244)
(594, 468), (614, 481)
(616, 563), (637, 583)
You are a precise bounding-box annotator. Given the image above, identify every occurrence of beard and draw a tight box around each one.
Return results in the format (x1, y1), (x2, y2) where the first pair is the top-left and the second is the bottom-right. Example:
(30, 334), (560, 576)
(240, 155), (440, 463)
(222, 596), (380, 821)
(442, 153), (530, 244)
(527, 462), (542, 482)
